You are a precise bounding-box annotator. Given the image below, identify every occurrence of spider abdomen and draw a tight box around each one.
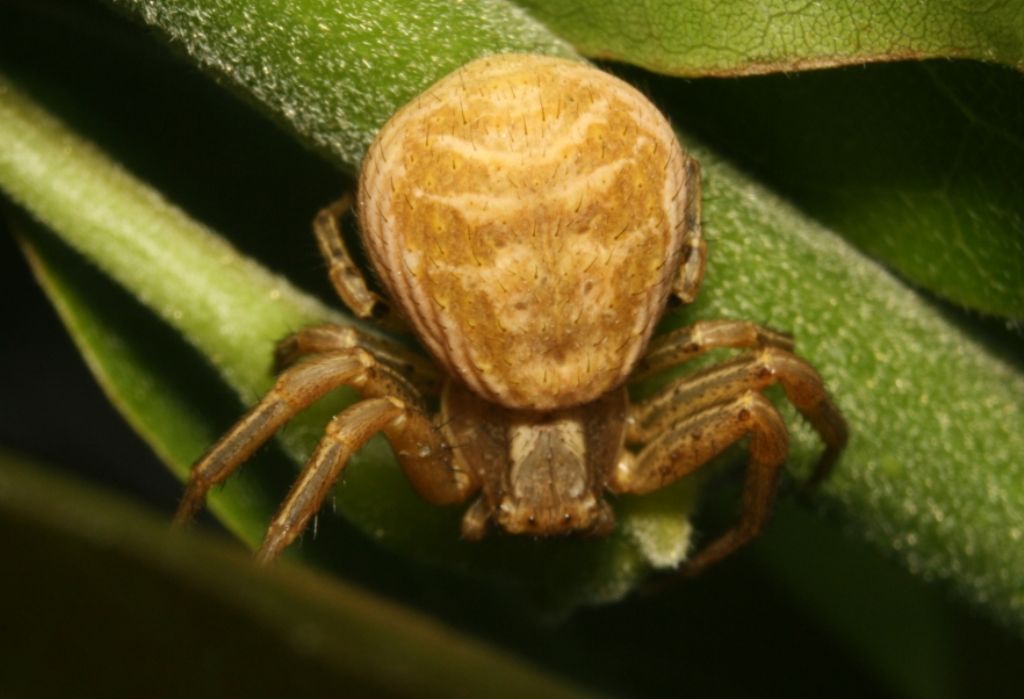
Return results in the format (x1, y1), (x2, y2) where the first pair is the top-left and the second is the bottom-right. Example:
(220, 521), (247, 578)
(359, 54), (689, 410)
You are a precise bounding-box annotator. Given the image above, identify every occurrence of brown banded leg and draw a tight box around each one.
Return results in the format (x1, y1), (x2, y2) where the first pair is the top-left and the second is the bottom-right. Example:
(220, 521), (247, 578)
(274, 323), (440, 393)
(634, 320), (795, 381)
(672, 156), (707, 304)
(610, 393), (789, 575)
(256, 395), (477, 563)
(174, 348), (425, 526)
(314, 195), (403, 330)
(629, 346), (847, 486)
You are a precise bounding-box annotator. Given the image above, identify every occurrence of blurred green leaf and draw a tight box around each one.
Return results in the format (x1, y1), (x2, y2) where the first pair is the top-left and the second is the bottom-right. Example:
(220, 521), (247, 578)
(515, 0), (1024, 75)
(9, 207), (318, 552)
(0, 449), (596, 699)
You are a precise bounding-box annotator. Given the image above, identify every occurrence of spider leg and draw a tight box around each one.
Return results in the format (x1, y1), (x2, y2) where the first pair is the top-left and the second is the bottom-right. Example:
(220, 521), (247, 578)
(174, 348), (445, 525)
(459, 496), (492, 541)
(314, 194), (404, 330)
(671, 155), (707, 304)
(629, 346), (847, 486)
(633, 319), (794, 382)
(610, 392), (789, 575)
(274, 323), (440, 394)
(256, 395), (475, 563)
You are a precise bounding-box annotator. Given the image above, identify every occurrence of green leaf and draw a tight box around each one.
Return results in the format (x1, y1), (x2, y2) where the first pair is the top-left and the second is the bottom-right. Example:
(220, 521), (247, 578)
(12, 210), (292, 551)
(637, 59), (1024, 319)
(683, 147), (1024, 630)
(0, 450), (596, 699)
(115, 0), (576, 170)
(2, 0), (1023, 632)
(515, 0), (1024, 75)
(514, 2), (1024, 319)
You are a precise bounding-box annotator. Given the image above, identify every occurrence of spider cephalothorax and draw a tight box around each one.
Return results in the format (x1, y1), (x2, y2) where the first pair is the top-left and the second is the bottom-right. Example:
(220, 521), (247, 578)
(176, 54), (847, 573)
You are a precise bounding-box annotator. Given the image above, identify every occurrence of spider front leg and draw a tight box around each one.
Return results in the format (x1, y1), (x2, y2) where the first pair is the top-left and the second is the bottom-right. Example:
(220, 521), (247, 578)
(672, 155), (707, 304)
(314, 194), (404, 330)
(633, 319), (795, 381)
(273, 323), (440, 394)
(257, 392), (474, 563)
(615, 345), (847, 573)
(610, 392), (789, 575)
(630, 346), (847, 486)
(175, 348), (476, 562)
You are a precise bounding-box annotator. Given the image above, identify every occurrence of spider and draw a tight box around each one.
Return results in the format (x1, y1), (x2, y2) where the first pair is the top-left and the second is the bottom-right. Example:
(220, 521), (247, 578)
(174, 54), (847, 574)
